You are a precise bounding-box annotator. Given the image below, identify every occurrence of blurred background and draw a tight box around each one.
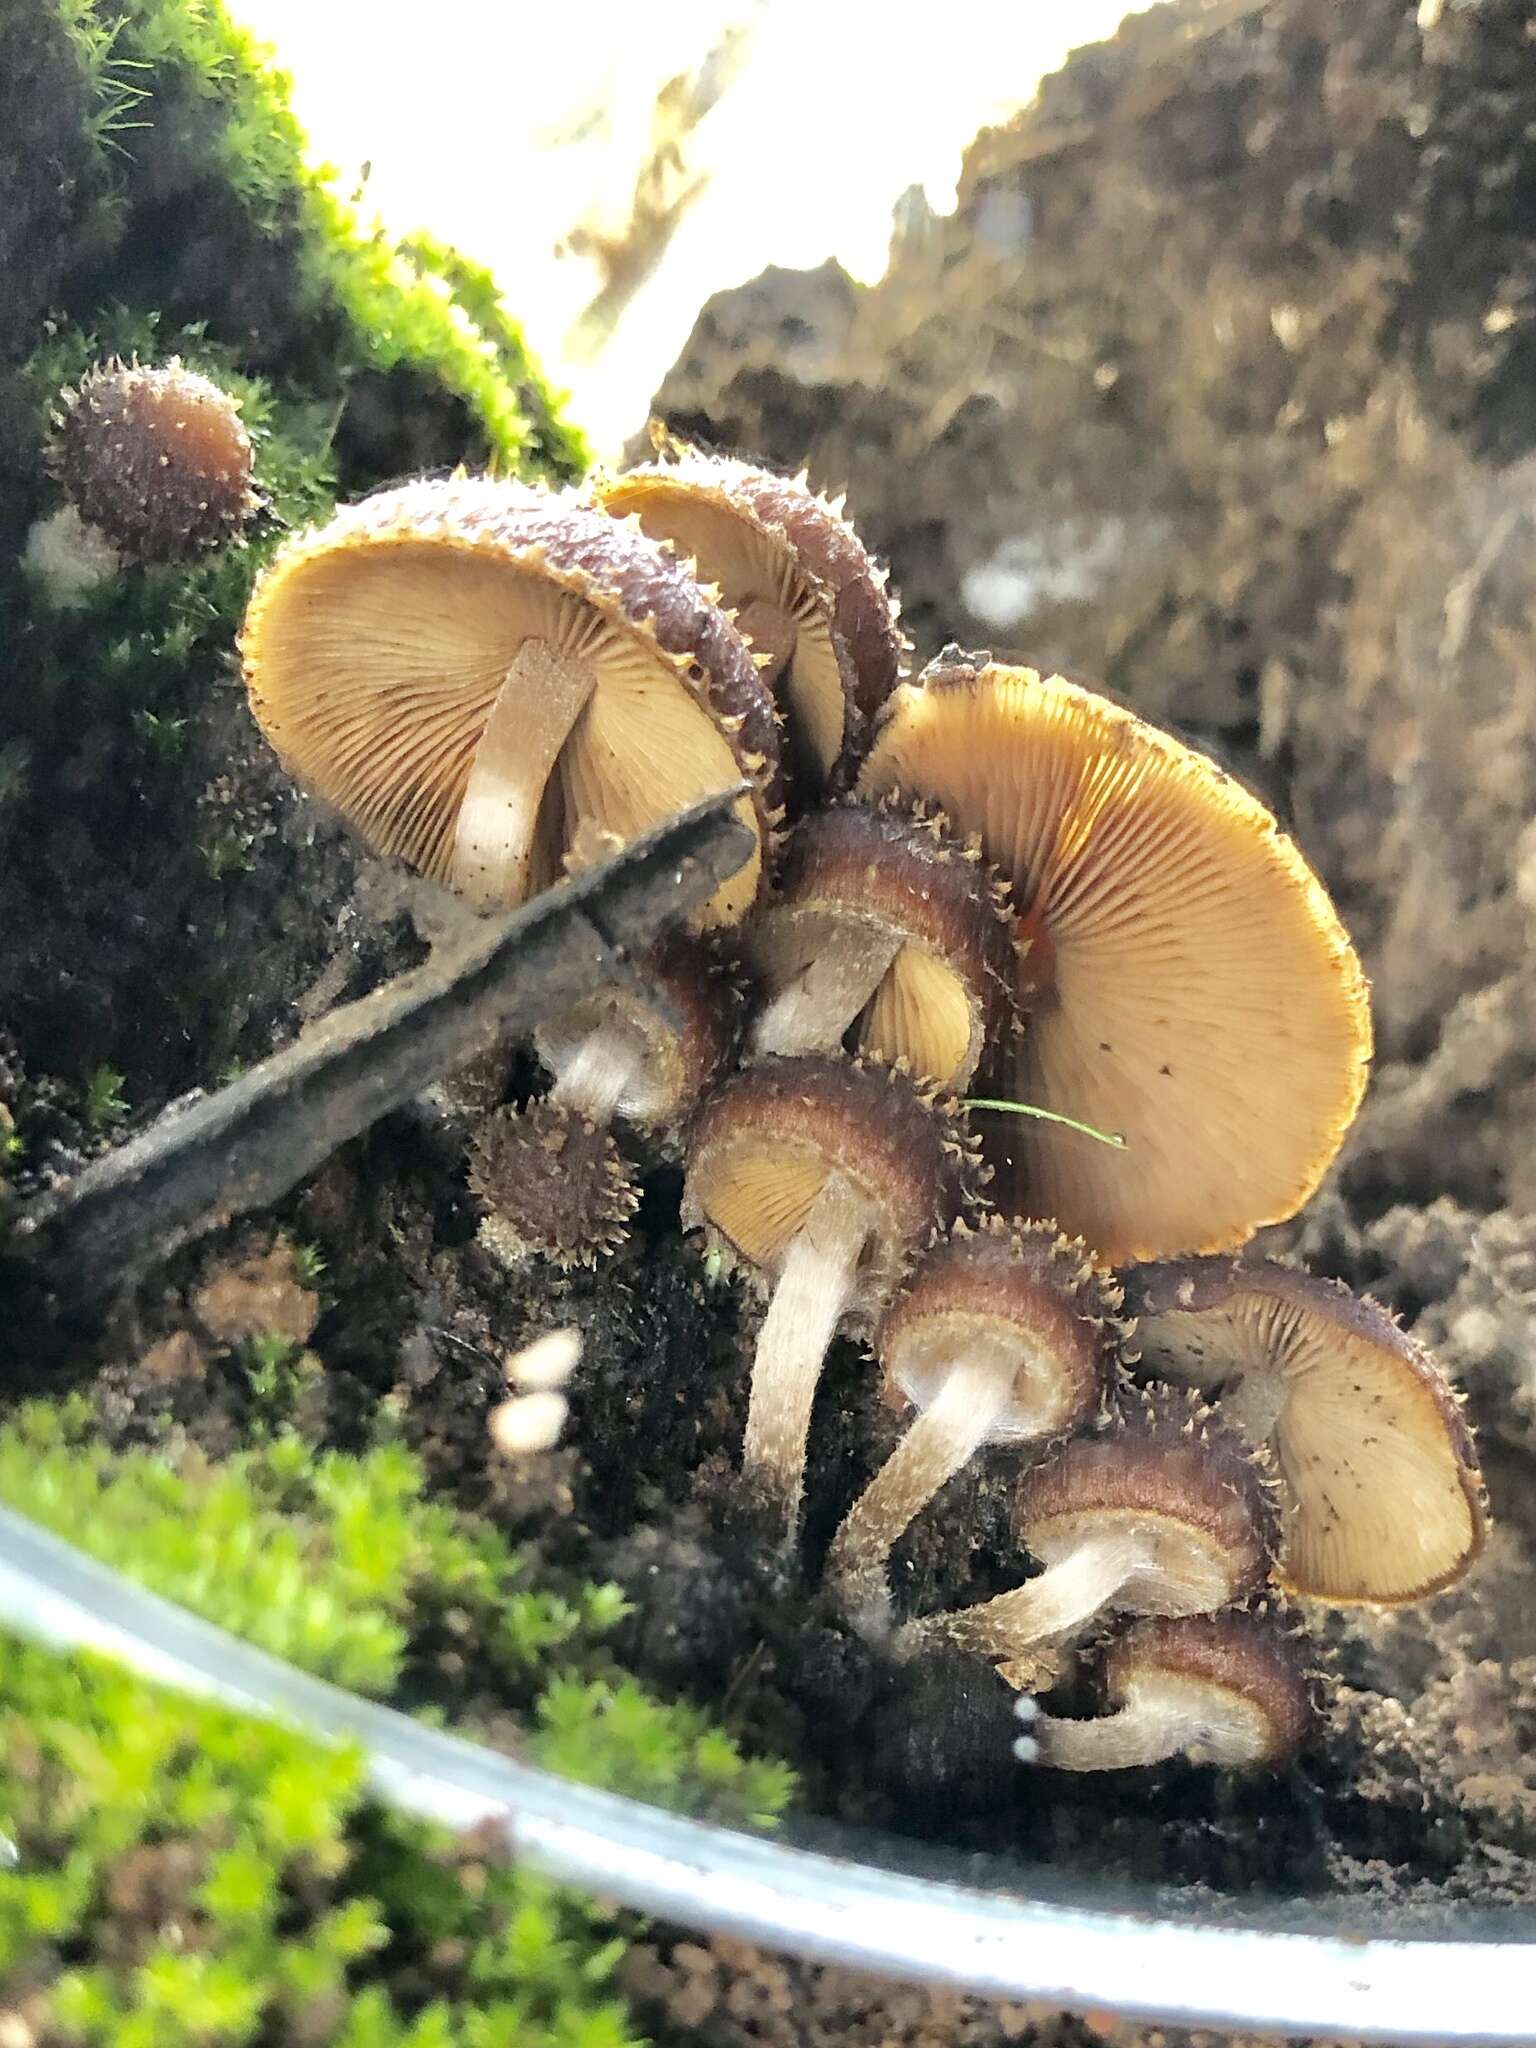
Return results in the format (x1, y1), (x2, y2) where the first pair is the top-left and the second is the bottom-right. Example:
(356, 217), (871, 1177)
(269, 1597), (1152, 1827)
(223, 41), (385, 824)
(231, 0), (1132, 453)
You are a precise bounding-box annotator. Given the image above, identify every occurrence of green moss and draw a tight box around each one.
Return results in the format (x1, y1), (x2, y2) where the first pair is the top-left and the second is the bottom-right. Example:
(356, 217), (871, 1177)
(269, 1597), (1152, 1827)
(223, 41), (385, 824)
(0, 1402), (793, 2040)
(1, 1638), (642, 2047)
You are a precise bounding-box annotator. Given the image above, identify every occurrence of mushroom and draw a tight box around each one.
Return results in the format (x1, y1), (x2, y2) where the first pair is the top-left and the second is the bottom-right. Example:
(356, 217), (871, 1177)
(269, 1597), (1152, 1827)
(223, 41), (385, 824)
(824, 1217), (1120, 1638)
(468, 935), (742, 1267)
(600, 443), (904, 794)
(747, 798), (1018, 1092)
(1013, 1610), (1315, 1772)
(857, 649), (1372, 1262)
(897, 1386), (1276, 1674)
(1122, 1257), (1486, 1604)
(50, 357), (260, 564)
(240, 476), (783, 925)
(682, 1054), (978, 1533)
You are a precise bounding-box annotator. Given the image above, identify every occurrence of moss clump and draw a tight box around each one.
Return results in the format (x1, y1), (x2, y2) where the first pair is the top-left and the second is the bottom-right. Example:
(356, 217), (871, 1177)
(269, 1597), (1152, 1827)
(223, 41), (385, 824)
(0, 1401), (793, 2039)
(2, 1640), (644, 2048)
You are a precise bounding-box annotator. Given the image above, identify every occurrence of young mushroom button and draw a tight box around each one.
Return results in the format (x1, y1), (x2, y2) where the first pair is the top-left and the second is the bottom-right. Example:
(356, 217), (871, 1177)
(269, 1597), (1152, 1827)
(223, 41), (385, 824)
(1014, 1610), (1315, 1773)
(682, 1054), (977, 1535)
(468, 936), (742, 1268)
(240, 476), (783, 926)
(857, 649), (1373, 1262)
(899, 1386), (1276, 1675)
(748, 798), (1019, 1093)
(825, 1217), (1119, 1639)
(600, 444), (904, 796)
(51, 357), (260, 565)
(1123, 1258), (1487, 1604)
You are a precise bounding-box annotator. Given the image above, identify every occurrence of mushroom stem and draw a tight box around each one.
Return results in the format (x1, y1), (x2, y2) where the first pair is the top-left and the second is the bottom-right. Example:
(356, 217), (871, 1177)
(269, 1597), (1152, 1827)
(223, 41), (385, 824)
(824, 1348), (1024, 1639)
(897, 1526), (1158, 1665)
(752, 926), (904, 1058)
(451, 639), (598, 909)
(1221, 1366), (1288, 1450)
(547, 1017), (653, 1125)
(1014, 1688), (1221, 1772)
(743, 1169), (877, 1532)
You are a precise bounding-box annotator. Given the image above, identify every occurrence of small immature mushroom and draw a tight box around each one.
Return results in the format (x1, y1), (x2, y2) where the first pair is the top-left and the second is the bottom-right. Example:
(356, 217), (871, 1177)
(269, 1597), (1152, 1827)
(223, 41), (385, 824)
(1124, 1258), (1487, 1604)
(600, 444), (904, 794)
(682, 1054), (977, 1533)
(467, 936), (742, 1267)
(748, 798), (1018, 1093)
(1013, 1609), (1315, 1772)
(241, 476), (783, 925)
(825, 1218), (1120, 1638)
(898, 1386), (1275, 1671)
(51, 357), (259, 564)
(858, 650), (1373, 1262)
(469, 1099), (638, 1269)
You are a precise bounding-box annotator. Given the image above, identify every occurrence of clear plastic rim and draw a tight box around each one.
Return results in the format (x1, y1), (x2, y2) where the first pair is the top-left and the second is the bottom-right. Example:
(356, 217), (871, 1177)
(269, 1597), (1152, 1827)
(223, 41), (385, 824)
(1, 1502), (1532, 2047)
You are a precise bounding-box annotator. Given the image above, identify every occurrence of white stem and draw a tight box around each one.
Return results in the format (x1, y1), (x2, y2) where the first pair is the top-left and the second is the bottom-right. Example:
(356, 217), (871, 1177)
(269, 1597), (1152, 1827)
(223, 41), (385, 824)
(825, 1352), (1021, 1641)
(548, 1018), (652, 1125)
(1222, 1367), (1287, 1449)
(752, 926), (904, 1058)
(1018, 1694), (1203, 1772)
(742, 1171), (876, 1536)
(451, 640), (597, 909)
(897, 1527), (1157, 1664)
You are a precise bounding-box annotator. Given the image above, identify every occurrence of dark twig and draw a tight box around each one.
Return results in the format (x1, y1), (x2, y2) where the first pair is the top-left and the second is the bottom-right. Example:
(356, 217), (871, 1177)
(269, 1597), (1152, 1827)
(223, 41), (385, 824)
(3, 789), (754, 1305)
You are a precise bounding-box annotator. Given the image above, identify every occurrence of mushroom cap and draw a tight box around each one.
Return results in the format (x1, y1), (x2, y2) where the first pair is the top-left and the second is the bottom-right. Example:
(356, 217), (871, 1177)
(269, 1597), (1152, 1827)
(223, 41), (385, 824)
(600, 450), (903, 790)
(878, 1216), (1120, 1444)
(1101, 1610), (1316, 1767)
(51, 357), (258, 564)
(1123, 1258), (1486, 1604)
(240, 476), (783, 926)
(534, 934), (743, 1136)
(1015, 1384), (1278, 1616)
(857, 651), (1372, 1262)
(468, 1099), (639, 1268)
(682, 1054), (975, 1321)
(748, 798), (1018, 1092)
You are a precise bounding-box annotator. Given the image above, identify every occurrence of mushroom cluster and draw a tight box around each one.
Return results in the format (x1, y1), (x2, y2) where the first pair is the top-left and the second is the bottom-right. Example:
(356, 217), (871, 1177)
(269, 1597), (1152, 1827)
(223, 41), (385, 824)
(239, 436), (1487, 1777)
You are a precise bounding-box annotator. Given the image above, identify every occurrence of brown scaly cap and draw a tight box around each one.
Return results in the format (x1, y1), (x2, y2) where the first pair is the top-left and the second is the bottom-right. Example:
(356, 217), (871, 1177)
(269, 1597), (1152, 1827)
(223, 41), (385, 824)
(879, 1215), (1121, 1442)
(748, 797), (1019, 1092)
(857, 649), (1373, 1263)
(682, 1054), (979, 1321)
(1015, 1383), (1279, 1610)
(1101, 1609), (1317, 1767)
(51, 358), (259, 564)
(1122, 1257), (1486, 1605)
(240, 476), (783, 926)
(468, 1099), (639, 1269)
(534, 934), (745, 1140)
(600, 442), (904, 792)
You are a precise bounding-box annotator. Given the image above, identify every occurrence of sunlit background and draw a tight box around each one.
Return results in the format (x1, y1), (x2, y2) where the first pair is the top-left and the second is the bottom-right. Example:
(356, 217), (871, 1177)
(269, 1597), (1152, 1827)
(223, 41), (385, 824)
(230, 1), (1132, 456)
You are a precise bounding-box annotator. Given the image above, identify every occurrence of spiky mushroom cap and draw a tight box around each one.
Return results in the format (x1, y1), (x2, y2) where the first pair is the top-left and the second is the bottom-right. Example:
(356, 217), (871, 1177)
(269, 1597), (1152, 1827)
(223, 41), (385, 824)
(468, 1099), (639, 1269)
(1122, 1258), (1486, 1605)
(682, 1054), (977, 1326)
(51, 357), (259, 565)
(1097, 1610), (1315, 1769)
(878, 1215), (1119, 1445)
(534, 933), (744, 1142)
(1015, 1384), (1278, 1618)
(857, 649), (1372, 1263)
(747, 798), (1019, 1092)
(240, 476), (783, 927)
(599, 444), (904, 794)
